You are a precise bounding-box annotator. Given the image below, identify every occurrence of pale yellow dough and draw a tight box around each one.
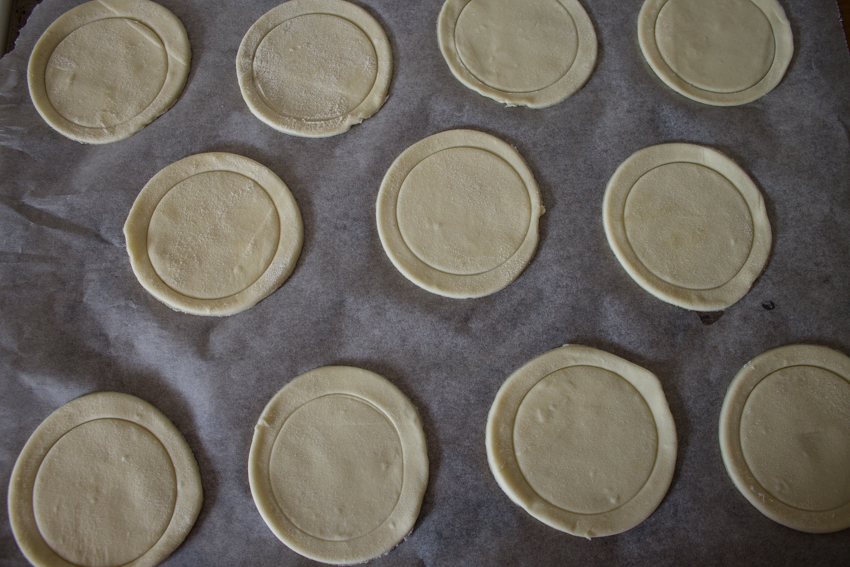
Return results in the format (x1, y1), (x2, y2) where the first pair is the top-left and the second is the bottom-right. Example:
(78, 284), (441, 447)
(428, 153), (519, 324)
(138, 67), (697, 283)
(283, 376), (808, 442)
(438, 0), (597, 108)
(124, 152), (303, 316)
(638, 0), (793, 106)
(603, 143), (771, 311)
(249, 366), (428, 565)
(237, 0), (392, 137)
(377, 129), (543, 298)
(720, 345), (850, 533)
(28, 0), (190, 144)
(487, 345), (677, 538)
(8, 392), (202, 567)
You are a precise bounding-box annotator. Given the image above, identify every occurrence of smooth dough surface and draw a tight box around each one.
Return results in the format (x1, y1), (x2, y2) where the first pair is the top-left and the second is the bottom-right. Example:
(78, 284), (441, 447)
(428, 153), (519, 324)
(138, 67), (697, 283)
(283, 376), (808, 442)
(124, 152), (303, 316)
(438, 0), (597, 107)
(603, 143), (771, 311)
(486, 345), (677, 538)
(28, 0), (190, 144)
(638, 0), (793, 106)
(720, 345), (850, 533)
(8, 392), (202, 567)
(237, 0), (392, 137)
(377, 129), (543, 298)
(249, 366), (428, 565)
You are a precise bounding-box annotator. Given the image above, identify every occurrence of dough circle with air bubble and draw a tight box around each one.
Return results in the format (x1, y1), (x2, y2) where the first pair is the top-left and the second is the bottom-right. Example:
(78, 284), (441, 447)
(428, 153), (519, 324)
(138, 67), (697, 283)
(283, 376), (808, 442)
(8, 392), (202, 567)
(638, 0), (793, 106)
(124, 152), (303, 316)
(438, 0), (597, 107)
(237, 0), (392, 137)
(486, 345), (677, 538)
(28, 0), (191, 144)
(249, 366), (428, 565)
(603, 143), (771, 311)
(377, 129), (543, 298)
(720, 344), (850, 533)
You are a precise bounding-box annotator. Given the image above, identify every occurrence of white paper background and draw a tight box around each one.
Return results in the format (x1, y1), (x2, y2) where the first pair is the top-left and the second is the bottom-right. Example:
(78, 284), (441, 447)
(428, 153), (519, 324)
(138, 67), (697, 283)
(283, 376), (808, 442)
(1, 0), (849, 565)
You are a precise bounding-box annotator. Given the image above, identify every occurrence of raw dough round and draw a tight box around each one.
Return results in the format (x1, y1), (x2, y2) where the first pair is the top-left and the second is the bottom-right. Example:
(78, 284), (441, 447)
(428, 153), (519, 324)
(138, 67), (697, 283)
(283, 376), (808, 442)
(377, 129), (543, 298)
(237, 0), (392, 137)
(8, 392), (202, 567)
(438, 0), (597, 108)
(603, 143), (771, 311)
(486, 345), (677, 538)
(27, 0), (191, 144)
(638, 0), (793, 106)
(719, 344), (850, 533)
(249, 366), (428, 565)
(124, 152), (303, 316)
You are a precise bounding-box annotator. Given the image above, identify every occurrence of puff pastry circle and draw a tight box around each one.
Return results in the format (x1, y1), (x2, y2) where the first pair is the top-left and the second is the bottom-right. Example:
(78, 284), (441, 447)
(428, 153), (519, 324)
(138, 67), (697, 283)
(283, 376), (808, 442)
(124, 152), (303, 316)
(377, 129), (543, 298)
(8, 392), (202, 567)
(720, 345), (850, 533)
(249, 366), (428, 565)
(603, 143), (771, 311)
(27, 0), (190, 144)
(438, 0), (597, 108)
(237, 0), (392, 137)
(638, 0), (793, 106)
(487, 345), (677, 538)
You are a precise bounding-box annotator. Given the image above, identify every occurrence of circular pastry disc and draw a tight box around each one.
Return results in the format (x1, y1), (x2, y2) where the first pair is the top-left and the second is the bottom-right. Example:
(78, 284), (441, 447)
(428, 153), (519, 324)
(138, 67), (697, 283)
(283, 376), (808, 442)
(377, 129), (543, 298)
(720, 344), (850, 533)
(603, 143), (771, 311)
(237, 0), (392, 137)
(638, 0), (793, 106)
(438, 0), (597, 108)
(124, 152), (303, 316)
(249, 366), (429, 565)
(27, 0), (191, 144)
(8, 392), (202, 567)
(486, 345), (677, 538)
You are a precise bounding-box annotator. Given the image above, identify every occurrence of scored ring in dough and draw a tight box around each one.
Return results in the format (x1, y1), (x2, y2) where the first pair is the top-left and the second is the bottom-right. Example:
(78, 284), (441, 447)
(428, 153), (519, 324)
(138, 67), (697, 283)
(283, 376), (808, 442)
(638, 0), (793, 106)
(28, 0), (191, 144)
(603, 143), (771, 311)
(719, 344), (850, 533)
(438, 0), (597, 108)
(487, 345), (677, 538)
(8, 392), (203, 567)
(124, 152), (303, 316)
(237, 0), (392, 137)
(249, 366), (429, 565)
(377, 129), (543, 298)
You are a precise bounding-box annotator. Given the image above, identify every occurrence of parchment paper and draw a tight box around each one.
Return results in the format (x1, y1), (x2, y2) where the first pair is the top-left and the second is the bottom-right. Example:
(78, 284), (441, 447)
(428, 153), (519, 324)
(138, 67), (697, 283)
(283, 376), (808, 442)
(2, 1), (849, 565)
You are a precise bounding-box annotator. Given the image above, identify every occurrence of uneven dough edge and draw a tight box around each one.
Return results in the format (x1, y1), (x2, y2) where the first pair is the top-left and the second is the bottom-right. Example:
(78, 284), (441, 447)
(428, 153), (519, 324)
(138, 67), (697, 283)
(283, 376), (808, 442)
(637, 0), (793, 106)
(376, 129), (544, 298)
(602, 143), (772, 311)
(719, 344), (850, 533)
(124, 152), (304, 317)
(236, 0), (393, 138)
(486, 344), (677, 538)
(248, 366), (429, 565)
(27, 0), (191, 144)
(437, 0), (597, 108)
(8, 392), (203, 567)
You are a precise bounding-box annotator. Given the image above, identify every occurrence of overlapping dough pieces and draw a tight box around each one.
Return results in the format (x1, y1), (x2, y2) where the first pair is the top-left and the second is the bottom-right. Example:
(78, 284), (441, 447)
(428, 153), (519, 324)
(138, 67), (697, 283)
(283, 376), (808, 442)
(438, 0), (597, 107)
(249, 366), (428, 564)
(237, 0), (392, 137)
(720, 345), (850, 533)
(124, 152), (303, 316)
(487, 345), (677, 538)
(8, 392), (202, 567)
(638, 0), (793, 105)
(28, 0), (191, 143)
(603, 143), (771, 311)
